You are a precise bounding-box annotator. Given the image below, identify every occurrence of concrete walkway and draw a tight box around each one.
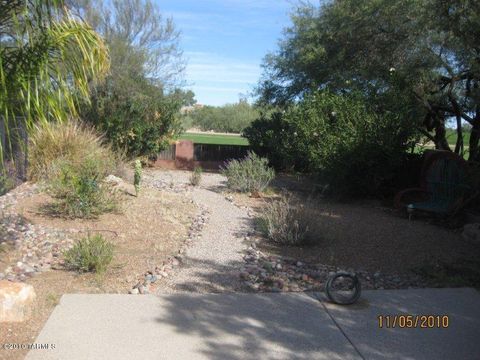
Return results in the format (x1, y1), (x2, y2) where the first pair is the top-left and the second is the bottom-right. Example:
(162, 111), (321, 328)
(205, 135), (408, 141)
(26, 288), (480, 360)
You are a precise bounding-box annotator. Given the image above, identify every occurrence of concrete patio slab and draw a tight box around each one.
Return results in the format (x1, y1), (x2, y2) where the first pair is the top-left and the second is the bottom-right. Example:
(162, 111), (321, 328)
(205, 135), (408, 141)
(319, 288), (480, 360)
(25, 292), (360, 360)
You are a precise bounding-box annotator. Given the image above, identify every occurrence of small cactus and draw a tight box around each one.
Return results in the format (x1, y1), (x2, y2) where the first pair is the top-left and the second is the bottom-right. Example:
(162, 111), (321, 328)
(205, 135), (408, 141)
(134, 160), (142, 196)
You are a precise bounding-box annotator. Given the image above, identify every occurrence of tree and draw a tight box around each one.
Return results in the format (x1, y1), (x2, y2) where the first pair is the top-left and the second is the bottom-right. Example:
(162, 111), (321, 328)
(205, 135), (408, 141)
(0, 0), (109, 139)
(186, 102), (260, 133)
(245, 91), (417, 196)
(69, 0), (187, 156)
(69, 0), (185, 88)
(257, 0), (480, 161)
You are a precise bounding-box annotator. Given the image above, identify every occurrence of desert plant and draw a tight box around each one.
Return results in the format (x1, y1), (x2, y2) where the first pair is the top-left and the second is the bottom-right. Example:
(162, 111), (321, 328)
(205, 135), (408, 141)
(63, 234), (114, 274)
(46, 159), (119, 218)
(0, 174), (14, 196)
(134, 160), (142, 196)
(256, 195), (314, 246)
(221, 152), (274, 193)
(0, 1), (109, 162)
(28, 120), (121, 181)
(189, 166), (203, 186)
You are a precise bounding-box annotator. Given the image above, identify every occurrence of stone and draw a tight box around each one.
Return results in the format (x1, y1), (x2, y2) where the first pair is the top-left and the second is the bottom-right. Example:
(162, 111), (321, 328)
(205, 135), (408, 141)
(128, 288), (139, 295)
(0, 280), (36, 322)
(171, 258), (180, 266)
(104, 175), (123, 185)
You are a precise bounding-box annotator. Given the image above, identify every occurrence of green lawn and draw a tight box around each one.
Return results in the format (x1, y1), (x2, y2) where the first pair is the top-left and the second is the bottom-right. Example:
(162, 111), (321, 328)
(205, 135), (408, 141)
(178, 132), (249, 146)
(446, 128), (471, 146)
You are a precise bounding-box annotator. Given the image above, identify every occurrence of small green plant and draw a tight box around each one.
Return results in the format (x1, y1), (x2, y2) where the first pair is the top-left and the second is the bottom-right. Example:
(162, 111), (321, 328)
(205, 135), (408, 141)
(46, 159), (118, 218)
(46, 293), (60, 307)
(256, 195), (314, 246)
(221, 152), (275, 194)
(134, 160), (142, 196)
(0, 174), (14, 196)
(63, 234), (114, 274)
(189, 166), (203, 186)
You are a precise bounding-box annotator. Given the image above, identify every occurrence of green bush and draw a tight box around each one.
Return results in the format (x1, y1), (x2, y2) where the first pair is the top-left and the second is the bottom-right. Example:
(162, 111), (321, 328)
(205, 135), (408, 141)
(221, 152), (275, 193)
(184, 101), (259, 133)
(257, 195), (314, 246)
(46, 159), (119, 218)
(0, 174), (14, 196)
(246, 91), (418, 197)
(189, 166), (203, 186)
(63, 234), (114, 274)
(82, 79), (182, 157)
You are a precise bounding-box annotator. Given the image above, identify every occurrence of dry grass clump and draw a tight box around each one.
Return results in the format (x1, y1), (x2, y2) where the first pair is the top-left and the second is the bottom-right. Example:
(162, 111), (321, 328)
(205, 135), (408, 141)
(28, 120), (122, 181)
(256, 194), (317, 246)
(29, 120), (124, 218)
(221, 152), (274, 194)
(63, 234), (114, 274)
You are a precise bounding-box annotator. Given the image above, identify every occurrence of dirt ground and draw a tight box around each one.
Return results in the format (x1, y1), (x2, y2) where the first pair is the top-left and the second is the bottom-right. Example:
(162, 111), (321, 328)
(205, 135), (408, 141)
(0, 186), (196, 360)
(232, 174), (480, 276)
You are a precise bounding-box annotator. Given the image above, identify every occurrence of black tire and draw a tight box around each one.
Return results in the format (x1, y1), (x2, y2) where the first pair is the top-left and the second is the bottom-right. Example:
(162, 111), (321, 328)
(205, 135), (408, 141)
(325, 271), (361, 305)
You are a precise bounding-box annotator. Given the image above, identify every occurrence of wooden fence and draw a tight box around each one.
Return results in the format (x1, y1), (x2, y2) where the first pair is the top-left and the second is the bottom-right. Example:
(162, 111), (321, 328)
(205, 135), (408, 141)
(157, 144), (176, 160)
(193, 144), (250, 162)
(155, 140), (250, 170)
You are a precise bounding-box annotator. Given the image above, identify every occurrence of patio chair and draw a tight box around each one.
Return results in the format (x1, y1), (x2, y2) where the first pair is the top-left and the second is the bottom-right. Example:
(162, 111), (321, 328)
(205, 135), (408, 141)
(394, 150), (472, 217)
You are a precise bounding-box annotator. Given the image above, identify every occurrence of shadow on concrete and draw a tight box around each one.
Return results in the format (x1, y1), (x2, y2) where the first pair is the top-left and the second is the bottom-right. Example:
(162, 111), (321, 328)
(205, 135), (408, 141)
(155, 292), (360, 360)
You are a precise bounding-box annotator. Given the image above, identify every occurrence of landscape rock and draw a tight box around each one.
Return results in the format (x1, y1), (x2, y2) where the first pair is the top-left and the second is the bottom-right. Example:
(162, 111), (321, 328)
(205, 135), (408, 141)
(0, 280), (36, 322)
(128, 288), (139, 295)
(239, 243), (428, 293)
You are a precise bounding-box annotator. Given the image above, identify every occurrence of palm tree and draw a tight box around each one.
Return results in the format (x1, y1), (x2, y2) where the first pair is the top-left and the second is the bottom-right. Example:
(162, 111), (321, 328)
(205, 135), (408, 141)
(0, 0), (109, 168)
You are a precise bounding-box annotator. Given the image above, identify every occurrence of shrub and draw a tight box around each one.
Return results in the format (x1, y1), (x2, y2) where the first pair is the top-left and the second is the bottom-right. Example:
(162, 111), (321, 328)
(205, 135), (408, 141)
(221, 152), (275, 193)
(28, 120), (121, 181)
(0, 174), (14, 196)
(256, 195), (314, 246)
(46, 159), (119, 218)
(134, 160), (142, 196)
(82, 80), (183, 157)
(185, 101), (259, 133)
(63, 234), (114, 274)
(189, 166), (203, 186)
(245, 91), (419, 197)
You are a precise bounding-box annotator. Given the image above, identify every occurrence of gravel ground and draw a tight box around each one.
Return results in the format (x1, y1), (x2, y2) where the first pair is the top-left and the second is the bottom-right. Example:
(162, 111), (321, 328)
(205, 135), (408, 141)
(144, 170), (252, 293)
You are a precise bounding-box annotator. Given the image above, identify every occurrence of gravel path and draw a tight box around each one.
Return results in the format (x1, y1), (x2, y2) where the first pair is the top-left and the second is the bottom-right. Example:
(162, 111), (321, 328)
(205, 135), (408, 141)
(145, 170), (252, 293)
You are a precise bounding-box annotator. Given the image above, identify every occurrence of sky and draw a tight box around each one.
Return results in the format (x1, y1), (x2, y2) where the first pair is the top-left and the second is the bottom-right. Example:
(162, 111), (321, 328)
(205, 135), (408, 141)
(158, 0), (293, 106)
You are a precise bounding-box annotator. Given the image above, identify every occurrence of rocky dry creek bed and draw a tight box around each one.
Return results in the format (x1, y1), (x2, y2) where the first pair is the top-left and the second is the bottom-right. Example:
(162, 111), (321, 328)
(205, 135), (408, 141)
(0, 184), (76, 282)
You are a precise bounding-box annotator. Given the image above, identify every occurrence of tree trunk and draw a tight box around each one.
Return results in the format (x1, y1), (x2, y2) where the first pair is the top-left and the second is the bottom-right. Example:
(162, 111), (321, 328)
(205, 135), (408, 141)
(469, 111), (480, 162)
(434, 117), (451, 151)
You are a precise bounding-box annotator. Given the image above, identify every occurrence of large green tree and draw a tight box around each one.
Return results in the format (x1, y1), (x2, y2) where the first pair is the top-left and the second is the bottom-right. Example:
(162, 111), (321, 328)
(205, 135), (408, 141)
(185, 100), (260, 133)
(69, 0), (187, 156)
(257, 0), (480, 161)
